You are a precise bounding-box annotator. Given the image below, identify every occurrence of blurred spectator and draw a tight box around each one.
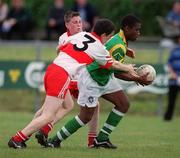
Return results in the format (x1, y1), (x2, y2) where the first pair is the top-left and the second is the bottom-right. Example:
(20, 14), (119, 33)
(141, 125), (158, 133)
(157, 1), (180, 38)
(164, 35), (180, 121)
(1, 0), (34, 40)
(45, 0), (66, 40)
(166, 1), (180, 28)
(0, 0), (8, 38)
(72, 0), (98, 31)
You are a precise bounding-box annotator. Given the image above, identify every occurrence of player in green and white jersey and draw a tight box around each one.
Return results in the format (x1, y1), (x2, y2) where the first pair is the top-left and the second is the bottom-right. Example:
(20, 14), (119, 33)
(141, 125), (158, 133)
(76, 15), (149, 148)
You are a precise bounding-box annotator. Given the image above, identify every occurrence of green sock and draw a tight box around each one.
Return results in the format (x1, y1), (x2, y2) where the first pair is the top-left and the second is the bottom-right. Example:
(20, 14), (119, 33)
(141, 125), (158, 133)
(51, 115), (85, 141)
(97, 108), (125, 141)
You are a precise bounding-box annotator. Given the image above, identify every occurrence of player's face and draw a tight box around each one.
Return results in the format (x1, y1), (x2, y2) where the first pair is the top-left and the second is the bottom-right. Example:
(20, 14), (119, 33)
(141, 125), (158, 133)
(66, 16), (82, 35)
(127, 23), (141, 41)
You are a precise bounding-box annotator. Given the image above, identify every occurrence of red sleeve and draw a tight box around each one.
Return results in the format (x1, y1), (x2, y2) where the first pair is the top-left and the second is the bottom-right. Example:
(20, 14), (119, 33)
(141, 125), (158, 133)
(100, 56), (113, 69)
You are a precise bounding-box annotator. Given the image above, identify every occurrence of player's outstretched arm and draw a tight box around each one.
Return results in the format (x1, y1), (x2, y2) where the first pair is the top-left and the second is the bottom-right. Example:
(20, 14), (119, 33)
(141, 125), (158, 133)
(114, 71), (151, 86)
(111, 61), (138, 78)
(114, 72), (137, 81)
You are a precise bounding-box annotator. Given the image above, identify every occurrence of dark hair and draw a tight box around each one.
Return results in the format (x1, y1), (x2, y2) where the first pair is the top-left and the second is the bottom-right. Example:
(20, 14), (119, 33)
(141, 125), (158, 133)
(64, 10), (80, 23)
(93, 18), (116, 36)
(121, 14), (141, 29)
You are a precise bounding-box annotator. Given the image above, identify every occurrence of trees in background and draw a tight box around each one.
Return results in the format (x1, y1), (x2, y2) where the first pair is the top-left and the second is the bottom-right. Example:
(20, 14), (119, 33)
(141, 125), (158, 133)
(5, 0), (172, 36)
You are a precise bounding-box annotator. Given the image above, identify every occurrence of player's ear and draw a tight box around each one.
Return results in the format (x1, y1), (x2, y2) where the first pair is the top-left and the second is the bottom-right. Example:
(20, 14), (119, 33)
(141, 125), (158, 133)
(65, 22), (68, 28)
(100, 33), (107, 44)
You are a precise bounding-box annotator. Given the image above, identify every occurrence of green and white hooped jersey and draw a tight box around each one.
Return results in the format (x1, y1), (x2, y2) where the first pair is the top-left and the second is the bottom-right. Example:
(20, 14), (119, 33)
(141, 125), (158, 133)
(86, 30), (127, 86)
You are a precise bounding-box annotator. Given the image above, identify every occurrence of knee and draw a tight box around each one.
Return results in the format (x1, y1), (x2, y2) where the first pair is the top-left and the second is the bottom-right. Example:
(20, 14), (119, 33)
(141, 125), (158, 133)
(81, 115), (92, 124)
(34, 108), (43, 118)
(78, 107), (96, 124)
(78, 112), (93, 124)
(123, 101), (130, 113)
(67, 103), (74, 112)
(42, 113), (55, 123)
(63, 100), (74, 112)
(62, 103), (74, 114)
(116, 100), (130, 113)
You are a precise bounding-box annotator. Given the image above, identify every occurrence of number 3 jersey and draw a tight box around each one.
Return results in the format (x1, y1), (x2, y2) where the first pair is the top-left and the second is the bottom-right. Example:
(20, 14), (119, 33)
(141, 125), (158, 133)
(53, 31), (113, 79)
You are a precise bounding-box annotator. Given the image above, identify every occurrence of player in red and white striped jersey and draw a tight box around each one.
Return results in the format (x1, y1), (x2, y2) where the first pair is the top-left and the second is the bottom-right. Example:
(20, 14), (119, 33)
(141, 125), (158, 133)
(35, 11), (100, 148)
(8, 18), (137, 149)
(58, 11), (100, 148)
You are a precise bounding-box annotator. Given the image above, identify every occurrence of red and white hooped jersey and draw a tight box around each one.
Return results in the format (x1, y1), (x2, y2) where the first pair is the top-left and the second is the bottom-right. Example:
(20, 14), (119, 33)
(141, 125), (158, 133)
(58, 32), (69, 47)
(56, 32), (69, 51)
(53, 31), (113, 79)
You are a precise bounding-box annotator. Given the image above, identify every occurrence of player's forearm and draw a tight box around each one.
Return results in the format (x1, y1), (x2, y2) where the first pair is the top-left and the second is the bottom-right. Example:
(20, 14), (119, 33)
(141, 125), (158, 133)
(114, 72), (137, 81)
(111, 61), (129, 72)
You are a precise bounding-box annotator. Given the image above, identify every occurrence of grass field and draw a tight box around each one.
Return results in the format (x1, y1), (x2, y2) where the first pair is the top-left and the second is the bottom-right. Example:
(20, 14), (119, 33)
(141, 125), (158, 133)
(0, 111), (180, 158)
(1, 89), (180, 116)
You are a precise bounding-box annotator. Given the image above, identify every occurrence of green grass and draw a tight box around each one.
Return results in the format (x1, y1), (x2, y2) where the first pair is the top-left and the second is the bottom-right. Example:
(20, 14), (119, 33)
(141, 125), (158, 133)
(0, 112), (180, 158)
(1, 89), (180, 116)
(0, 43), (56, 61)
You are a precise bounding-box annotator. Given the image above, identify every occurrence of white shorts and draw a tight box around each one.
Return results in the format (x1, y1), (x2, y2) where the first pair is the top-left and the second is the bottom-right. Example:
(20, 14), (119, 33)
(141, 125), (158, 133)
(77, 69), (122, 107)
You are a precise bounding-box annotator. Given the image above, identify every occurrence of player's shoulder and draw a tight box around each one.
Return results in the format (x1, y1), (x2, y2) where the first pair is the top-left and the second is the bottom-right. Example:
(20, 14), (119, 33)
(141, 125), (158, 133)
(72, 32), (101, 44)
(109, 33), (122, 44)
(59, 32), (68, 40)
(73, 31), (90, 37)
(105, 34), (121, 48)
(58, 32), (68, 45)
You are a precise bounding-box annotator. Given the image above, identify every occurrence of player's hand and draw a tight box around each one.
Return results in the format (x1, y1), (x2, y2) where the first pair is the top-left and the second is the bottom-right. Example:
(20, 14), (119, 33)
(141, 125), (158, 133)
(127, 64), (139, 79)
(126, 48), (135, 58)
(136, 72), (152, 86)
